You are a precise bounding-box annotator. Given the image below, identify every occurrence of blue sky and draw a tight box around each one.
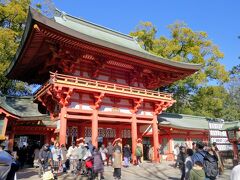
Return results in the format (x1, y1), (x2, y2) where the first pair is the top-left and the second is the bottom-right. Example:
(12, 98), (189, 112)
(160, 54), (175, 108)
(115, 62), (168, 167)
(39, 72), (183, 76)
(52, 0), (239, 71)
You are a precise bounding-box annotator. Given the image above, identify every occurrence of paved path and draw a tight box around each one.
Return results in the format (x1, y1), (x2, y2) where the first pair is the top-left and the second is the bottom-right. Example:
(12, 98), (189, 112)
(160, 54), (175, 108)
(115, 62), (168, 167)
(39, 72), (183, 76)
(17, 161), (231, 180)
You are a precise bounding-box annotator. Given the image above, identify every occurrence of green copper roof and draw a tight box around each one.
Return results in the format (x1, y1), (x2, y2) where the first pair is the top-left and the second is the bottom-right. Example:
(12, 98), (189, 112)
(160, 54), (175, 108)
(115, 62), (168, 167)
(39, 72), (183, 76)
(54, 13), (147, 54)
(221, 121), (240, 131)
(0, 96), (55, 127)
(6, 8), (201, 83)
(158, 113), (210, 130)
(53, 9), (201, 70)
(0, 96), (47, 118)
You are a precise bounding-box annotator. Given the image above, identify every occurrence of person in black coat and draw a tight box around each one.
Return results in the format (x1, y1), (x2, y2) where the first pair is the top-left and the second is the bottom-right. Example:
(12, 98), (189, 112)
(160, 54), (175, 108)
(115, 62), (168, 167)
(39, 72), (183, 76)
(177, 146), (187, 180)
(123, 144), (131, 167)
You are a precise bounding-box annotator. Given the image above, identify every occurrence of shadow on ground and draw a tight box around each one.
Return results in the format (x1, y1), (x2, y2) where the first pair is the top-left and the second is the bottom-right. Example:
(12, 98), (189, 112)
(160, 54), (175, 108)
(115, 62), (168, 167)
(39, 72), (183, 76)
(18, 168), (38, 179)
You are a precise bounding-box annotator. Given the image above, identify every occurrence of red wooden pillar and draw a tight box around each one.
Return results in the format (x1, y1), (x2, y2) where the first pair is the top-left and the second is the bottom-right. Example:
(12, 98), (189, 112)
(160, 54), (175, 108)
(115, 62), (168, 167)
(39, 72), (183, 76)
(8, 124), (15, 152)
(92, 109), (98, 148)
(44, 133), (50, 144)
(153, 115), (159, 162)
(2, 116), (8, 137)
(232, 141), (239, 165)
(116, 127), (121, 139)
(59, 106), (67, 146)
(131, 113), (137, 164)
(80, 123), (85, 139)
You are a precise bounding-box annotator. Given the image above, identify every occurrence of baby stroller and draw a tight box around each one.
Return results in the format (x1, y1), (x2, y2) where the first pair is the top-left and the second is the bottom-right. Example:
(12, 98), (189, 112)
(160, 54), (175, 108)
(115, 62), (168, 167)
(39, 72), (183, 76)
(85, 158), (94, 180)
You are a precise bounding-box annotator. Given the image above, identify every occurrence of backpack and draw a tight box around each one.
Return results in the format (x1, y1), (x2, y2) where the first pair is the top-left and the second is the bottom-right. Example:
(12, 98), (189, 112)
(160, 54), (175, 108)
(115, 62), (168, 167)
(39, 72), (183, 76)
(135, 147), (142, 157)
(203, 152), (219, 179)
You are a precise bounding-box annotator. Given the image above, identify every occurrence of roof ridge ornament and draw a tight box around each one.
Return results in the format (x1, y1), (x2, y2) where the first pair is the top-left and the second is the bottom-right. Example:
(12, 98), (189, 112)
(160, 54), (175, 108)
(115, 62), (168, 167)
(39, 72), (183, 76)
(61, 11), (67, 21)
(55, 8), (67, 21)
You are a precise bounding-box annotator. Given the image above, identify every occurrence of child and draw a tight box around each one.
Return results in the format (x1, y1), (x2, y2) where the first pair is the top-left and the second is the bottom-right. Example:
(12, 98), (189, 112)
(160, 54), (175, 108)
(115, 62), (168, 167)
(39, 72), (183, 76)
(189, 161), (205, 180)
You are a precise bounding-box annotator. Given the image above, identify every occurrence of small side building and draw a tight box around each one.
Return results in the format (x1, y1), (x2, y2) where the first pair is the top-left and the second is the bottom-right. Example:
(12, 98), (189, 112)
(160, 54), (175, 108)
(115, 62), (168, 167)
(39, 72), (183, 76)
(157, 113), (209, 161)
(0, 96), (55, 150)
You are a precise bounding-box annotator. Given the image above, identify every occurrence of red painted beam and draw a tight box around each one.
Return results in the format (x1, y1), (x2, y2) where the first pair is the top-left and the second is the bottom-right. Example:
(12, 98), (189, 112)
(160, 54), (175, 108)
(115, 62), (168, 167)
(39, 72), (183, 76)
(98, 117), (131, 123)
(66, 115), (92, 120)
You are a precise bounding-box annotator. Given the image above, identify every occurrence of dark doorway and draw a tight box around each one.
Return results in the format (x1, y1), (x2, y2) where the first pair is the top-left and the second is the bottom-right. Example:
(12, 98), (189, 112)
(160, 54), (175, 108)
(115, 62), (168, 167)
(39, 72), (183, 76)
(142, 137), (151, 160)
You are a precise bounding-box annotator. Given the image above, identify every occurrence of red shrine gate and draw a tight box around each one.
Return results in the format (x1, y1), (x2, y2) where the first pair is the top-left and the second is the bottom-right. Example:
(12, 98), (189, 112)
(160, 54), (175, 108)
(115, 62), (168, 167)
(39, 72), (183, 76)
(6, 8), (200, 162)
(35, 72), (175, 162)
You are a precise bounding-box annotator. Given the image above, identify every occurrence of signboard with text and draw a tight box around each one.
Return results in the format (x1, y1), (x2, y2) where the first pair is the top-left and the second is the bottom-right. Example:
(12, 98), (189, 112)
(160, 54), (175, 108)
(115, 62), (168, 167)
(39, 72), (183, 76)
(209, 121), (232, 151)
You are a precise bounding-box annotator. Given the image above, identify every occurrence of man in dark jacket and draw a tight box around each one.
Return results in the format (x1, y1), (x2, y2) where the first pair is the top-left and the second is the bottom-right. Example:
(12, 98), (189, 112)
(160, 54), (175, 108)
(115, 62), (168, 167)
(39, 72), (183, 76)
(106, 142), (114, 166)
(123, 144), (131, 167)
(38, 144), (52, 178)
(192, 141), (206, 165)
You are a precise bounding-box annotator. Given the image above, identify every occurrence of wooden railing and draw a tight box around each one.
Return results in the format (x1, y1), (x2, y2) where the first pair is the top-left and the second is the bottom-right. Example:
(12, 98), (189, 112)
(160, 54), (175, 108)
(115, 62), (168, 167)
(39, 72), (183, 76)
(35, 72), (173, 101)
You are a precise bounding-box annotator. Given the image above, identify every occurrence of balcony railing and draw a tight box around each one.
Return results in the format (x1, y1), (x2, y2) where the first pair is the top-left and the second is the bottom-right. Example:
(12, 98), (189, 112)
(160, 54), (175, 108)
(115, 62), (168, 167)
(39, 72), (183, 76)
(35, 72), (173, 101)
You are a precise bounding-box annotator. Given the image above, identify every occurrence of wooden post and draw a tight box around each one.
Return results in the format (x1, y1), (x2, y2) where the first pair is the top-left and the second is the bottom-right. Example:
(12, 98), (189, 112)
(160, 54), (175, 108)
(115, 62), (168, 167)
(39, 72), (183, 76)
(92, 109), (98, 147)
(131, 113), (137, 164)
(59, 106), (67, 146)
(232, 141), (239, 165)
(153, 115), (159, 162)
(80, 123), (85, 139)
(8, 128), (14, 152)
(2, 116), (8, 137)
(44, 133), (50, 144)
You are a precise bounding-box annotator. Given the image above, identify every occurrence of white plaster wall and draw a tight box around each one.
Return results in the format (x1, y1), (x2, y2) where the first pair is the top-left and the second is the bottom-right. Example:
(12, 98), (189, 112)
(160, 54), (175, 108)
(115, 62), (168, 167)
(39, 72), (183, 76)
(99, 106), (112, 112)
(68, 102), (80, 109)
(82, 104), (93, 110)
(119, 108), (132, 114)
(136, 110), (144, 115)
(144, 111), (153, 116)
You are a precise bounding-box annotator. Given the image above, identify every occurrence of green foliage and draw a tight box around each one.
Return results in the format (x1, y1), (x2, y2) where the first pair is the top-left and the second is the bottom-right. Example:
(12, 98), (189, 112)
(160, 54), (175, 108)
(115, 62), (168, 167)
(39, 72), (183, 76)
(191, 86), (228, 118)
(131, 21), (234, 120)
(0, 0), (54, 95)
(222, 65), (240, 121)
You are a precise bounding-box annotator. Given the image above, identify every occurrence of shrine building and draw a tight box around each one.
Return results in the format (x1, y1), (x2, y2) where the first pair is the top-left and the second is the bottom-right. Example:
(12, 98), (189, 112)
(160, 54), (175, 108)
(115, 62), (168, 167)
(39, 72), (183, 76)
(4, 8), (201, 162)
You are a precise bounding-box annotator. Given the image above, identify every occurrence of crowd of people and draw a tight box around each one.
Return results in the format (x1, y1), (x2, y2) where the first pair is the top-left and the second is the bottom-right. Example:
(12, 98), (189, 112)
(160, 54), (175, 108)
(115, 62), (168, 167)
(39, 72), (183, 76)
(35, 140), (136, 180)
(1, 137), (240, 180)
(173, 141), (225, 180)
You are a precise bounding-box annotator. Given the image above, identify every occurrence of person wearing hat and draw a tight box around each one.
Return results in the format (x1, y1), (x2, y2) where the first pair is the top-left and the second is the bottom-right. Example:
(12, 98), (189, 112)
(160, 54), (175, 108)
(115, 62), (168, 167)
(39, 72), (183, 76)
(0, 140), (13, 180)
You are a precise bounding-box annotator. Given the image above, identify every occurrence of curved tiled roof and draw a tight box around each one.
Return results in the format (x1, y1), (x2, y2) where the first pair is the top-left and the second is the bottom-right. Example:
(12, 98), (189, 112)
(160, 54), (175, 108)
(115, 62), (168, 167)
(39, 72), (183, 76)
(158, 113), (210, 130)
(0, 96), (54, 128)
(6, 8), (201, 82)
(54, 9), (202, 70)
(221, 121), (240, 131)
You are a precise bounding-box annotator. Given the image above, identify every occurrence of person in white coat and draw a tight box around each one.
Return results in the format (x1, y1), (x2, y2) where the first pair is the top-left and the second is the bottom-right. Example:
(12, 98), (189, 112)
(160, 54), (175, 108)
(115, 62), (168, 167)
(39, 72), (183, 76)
(67, 142), (79, 175)
(231, 164), (240, 180)
(99, 144), (108, 165)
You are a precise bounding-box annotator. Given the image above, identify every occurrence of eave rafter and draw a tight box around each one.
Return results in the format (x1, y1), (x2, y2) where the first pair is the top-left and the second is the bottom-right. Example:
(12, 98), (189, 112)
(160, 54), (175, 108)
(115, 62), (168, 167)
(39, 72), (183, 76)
(32, 24), (193, 85)
(92, 56), (106, 78)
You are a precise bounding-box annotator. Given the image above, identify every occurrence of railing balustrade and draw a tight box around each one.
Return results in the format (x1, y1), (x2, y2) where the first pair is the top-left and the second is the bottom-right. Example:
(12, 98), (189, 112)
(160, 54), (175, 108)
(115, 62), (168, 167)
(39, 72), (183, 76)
(34, 72), (173, 101)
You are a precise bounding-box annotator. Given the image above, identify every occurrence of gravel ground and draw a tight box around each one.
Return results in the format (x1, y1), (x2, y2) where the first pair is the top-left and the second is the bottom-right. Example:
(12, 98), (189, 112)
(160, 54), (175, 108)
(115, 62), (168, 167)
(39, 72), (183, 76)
(17, 161), (231, 180)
